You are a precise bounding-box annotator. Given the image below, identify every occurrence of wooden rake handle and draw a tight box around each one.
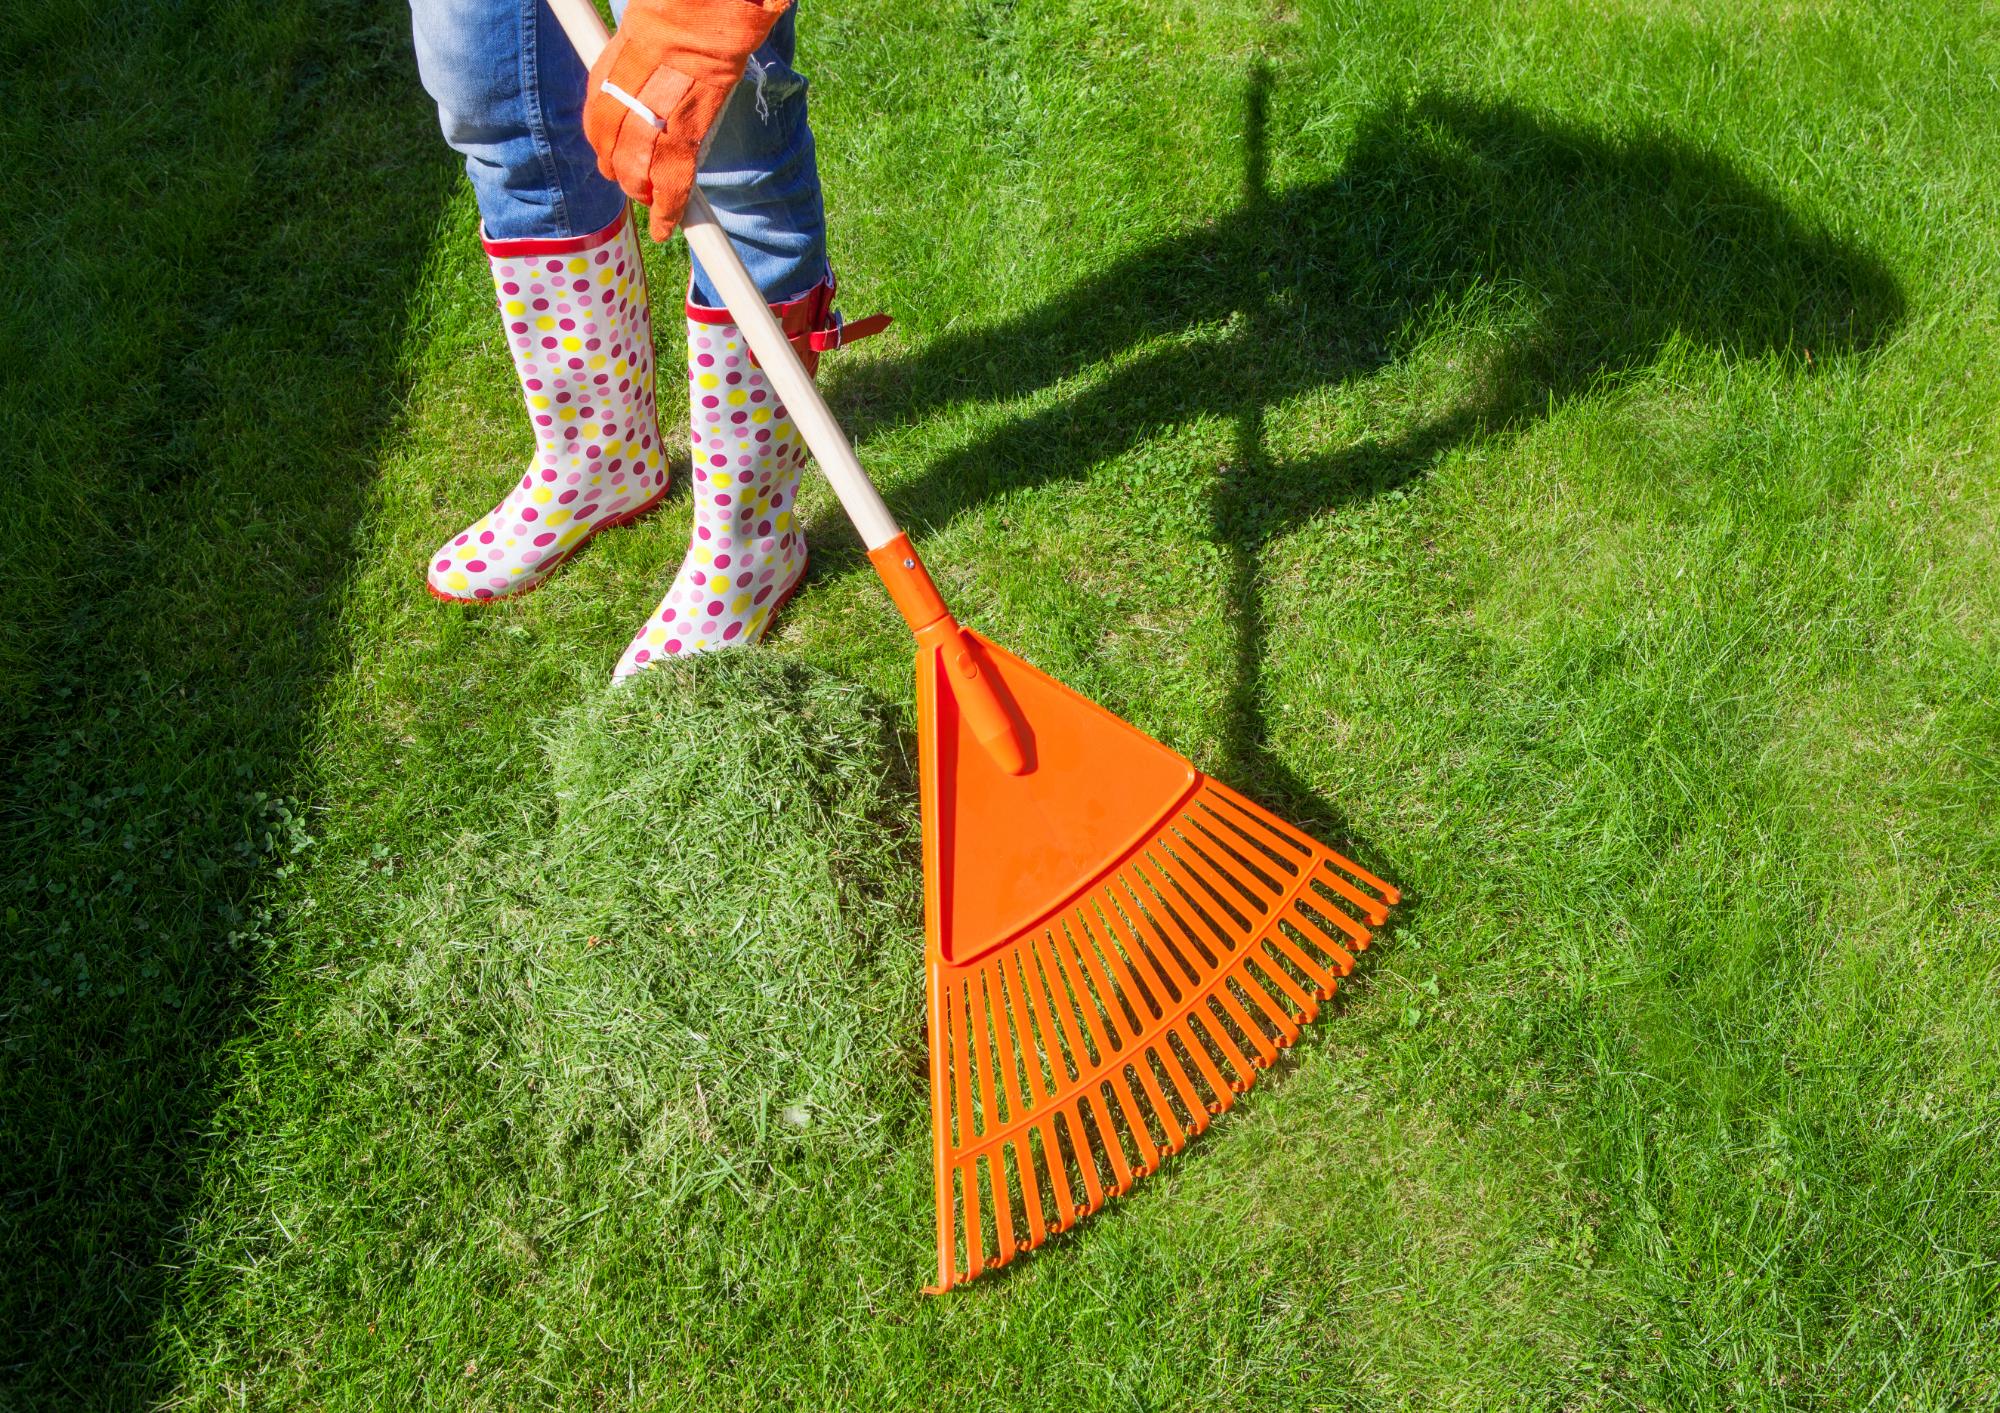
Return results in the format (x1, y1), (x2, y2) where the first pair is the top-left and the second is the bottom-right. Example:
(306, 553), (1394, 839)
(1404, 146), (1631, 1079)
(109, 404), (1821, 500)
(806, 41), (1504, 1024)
(546, 0), (901, 549)
(546, 0), (1028, 773)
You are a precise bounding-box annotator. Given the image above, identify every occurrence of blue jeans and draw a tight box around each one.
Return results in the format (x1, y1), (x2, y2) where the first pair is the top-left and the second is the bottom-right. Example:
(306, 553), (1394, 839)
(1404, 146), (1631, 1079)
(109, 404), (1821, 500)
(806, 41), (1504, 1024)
(410, 0), (829, 306)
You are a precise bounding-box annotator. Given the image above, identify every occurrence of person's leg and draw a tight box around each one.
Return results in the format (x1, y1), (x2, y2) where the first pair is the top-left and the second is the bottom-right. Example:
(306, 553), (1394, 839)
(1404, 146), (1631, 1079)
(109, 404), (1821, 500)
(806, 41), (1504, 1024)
(614, 7), (844, 676)
(687, 7), (829, 307)
(411, 0), (668, 602)
(412, 0), (624, 240)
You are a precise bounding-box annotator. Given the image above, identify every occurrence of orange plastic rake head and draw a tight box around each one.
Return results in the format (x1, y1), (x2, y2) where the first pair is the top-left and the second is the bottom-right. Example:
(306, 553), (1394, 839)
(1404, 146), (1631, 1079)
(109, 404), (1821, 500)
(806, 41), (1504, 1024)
(869, 538), (1400, 1294)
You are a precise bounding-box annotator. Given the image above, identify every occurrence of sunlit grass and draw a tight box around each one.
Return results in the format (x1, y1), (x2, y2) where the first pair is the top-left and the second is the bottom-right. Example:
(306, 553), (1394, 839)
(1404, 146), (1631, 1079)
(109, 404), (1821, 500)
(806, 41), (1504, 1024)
(5, 0), (1996, 1407)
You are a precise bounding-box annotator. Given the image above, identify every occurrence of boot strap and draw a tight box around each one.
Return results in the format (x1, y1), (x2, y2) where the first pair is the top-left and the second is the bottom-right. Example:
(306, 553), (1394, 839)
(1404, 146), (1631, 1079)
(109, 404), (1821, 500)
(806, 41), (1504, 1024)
(797, 310), (893, 354)
(689, 272), (893, 359)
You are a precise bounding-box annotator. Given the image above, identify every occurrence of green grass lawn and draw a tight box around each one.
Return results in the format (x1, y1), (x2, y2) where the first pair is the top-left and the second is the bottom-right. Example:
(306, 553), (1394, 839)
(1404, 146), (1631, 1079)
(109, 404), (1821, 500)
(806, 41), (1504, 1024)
(5, 0), (1997, 1406)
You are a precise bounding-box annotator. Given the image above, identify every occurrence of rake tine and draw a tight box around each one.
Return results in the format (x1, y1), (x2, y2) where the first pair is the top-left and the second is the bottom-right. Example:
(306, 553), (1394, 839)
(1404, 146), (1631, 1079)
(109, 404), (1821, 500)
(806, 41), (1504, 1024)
(1247, 944), (1320, 1023)
(969, 967), (1007, 1133)
(1130, 851), (1229, 973)
(1211, 982), (1280, 1069)
(1059, 914), (1131, 1056)
(1041, 920), (1107, 1065)
(987, 1149), (1019, 1265)
(948, 975), (978, 1147)
(1191, 1000), (1259, 1090)
(987, 960), (1031, 1124)
(1089, 889), (1182, 1017)
(959, 1161), (985, 1284)
(1043, 1110), (1081, 1229)
(1201, 785), (1319, 867)
(1265, 925), (1346, 997)
(1230, 962), (1303, 1047)
(1170, 817), (1279, 918)
(1146, 1038), (1206, 1138)
(1109, 1066), (1162, 1176)
(1016, 1128), (1049, 1247)
(1142, 844), (1250, 959)
(1288, 899), (1363, 967)
(1127, 1048), (1184, 1155)
(1067, 1100), (1108, 1214)
(1026, 932), (1089, 1084)
(1082, 1087), (1137, 1195)
(1164, 1019), (1232, 1113)
(1312, 859), (1391, 927)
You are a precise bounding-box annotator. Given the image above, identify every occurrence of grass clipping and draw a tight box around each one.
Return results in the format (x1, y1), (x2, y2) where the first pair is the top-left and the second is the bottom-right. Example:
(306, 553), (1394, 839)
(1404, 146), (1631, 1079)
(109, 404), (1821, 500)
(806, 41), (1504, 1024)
(324, 657), (927, 1260)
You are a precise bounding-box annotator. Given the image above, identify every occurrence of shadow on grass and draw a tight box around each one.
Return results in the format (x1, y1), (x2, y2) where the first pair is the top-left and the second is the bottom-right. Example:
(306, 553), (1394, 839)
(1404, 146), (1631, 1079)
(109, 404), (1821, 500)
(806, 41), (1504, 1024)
(0, 0), (458, 1404)
(827, 77), (1904, 863)
(826, 74), (1902, 1294)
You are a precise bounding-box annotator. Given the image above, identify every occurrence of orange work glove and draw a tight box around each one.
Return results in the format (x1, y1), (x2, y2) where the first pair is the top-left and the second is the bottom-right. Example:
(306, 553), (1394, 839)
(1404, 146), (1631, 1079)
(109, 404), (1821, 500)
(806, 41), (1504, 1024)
(583, 0), (793, 243)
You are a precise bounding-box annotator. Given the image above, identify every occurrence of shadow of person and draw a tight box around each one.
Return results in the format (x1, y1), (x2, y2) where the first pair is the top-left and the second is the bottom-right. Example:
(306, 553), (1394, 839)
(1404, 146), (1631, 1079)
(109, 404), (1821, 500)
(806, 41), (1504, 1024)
(0, 2), (460, 1403)
(823, 75), (1903, 859)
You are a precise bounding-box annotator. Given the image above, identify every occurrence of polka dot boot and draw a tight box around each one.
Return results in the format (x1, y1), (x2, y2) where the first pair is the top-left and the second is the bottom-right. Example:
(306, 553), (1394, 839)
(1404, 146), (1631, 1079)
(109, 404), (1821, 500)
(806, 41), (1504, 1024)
(427, 210), (668, 603)
(612, 274), (889, 682)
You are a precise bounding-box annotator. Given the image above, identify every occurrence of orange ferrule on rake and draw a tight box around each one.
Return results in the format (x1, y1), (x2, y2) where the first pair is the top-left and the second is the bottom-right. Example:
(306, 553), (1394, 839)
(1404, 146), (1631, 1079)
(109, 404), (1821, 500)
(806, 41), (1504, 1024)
(868, 534), (1030, 777)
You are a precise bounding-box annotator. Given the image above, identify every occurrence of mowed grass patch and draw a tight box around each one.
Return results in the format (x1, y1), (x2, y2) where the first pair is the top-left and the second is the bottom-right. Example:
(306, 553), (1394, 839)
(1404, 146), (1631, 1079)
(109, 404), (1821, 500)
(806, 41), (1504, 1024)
(160, 654), (1606, 1407)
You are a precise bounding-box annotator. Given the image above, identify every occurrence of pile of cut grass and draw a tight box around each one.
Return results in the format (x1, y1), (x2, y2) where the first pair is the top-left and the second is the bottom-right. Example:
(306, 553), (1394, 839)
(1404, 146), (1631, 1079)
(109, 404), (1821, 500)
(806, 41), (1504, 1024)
(165, 658), (950, 1401)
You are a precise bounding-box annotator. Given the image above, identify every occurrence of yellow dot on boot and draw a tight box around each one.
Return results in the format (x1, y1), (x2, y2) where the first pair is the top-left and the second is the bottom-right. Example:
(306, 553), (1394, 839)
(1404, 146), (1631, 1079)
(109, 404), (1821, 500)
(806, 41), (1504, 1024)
(530, 395), (551, 410)
(533, 487), (554, 504)
(446, 570), (470, 590)
(730, 593), (751, 614)
(698, 373), (719, 390)
(535, 316), (555, 331)
(568, 257), (588, 273)
(546, 510), (573, 527)
(751, 408), (770, 424)
(505, 300), (525, 315)
(562, 337), (582, 352)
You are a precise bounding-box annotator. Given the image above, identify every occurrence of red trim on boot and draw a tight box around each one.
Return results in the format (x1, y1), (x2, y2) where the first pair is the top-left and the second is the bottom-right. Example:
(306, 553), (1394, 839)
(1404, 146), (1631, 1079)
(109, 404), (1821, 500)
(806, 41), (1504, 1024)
(480, 207), (629, 257)
(685, 271), (891, 374)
